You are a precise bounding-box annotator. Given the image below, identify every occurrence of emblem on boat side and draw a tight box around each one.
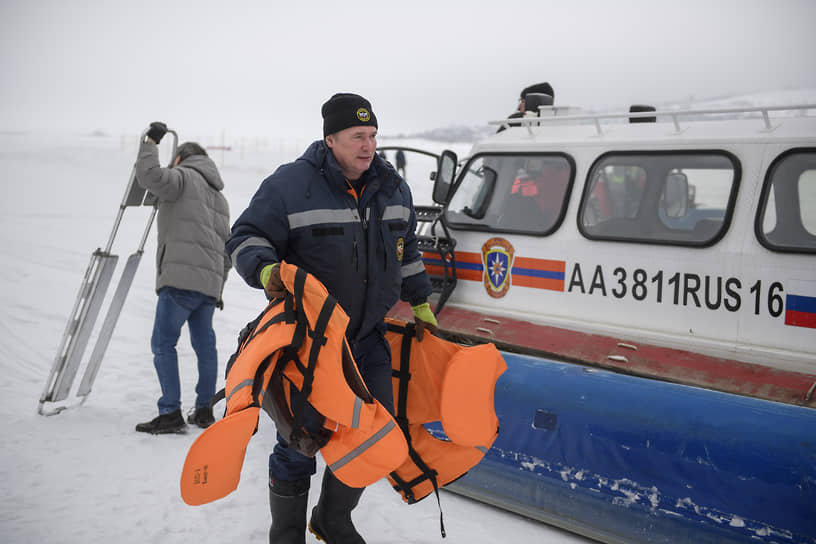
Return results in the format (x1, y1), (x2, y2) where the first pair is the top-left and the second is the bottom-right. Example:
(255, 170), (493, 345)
(481, 237), (514, 298)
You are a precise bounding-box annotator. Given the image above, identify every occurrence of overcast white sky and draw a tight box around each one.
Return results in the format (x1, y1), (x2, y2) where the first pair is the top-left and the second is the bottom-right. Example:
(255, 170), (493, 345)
(1, 0), (815, 139)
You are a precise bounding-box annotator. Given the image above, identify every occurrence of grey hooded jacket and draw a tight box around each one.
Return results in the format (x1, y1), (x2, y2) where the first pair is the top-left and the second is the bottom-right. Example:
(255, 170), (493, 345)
(135, 140), (231, 301)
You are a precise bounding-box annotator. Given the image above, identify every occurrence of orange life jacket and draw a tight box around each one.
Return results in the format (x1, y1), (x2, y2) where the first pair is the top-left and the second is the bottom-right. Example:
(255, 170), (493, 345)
(180, 263), (407, 506)
(180, 263), (507, 515)
(384, 319), (507, 506)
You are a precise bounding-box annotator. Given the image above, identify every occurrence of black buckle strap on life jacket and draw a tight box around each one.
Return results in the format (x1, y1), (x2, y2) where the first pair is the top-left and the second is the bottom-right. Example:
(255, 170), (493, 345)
(282, 267), (343, 456)
(387, 320), (447, 538)
(259, 312), (326, 454)
(245, 297), (295, 348)
(287, 268), (318, 412)
(387, 321), (412, 435)
(209, 388), (226, 411)
(301, 295), (334, 396)
(259, 288), (330, 458)
(246, 296), (300, 411)
(280, 267), (309, 374)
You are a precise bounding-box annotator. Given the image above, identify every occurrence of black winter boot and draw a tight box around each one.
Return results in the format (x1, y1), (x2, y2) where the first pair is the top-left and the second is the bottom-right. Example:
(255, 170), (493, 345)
(187, 406), (215, 428)
(269, 477), (310, 544)
(135, 409), (187, 434)
(308, 470), (366, 544)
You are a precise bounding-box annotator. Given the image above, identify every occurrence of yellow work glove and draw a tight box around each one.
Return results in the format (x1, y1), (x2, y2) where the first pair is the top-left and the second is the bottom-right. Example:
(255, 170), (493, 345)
(260, 263), (285, 299)
(411, 302), (438, 341)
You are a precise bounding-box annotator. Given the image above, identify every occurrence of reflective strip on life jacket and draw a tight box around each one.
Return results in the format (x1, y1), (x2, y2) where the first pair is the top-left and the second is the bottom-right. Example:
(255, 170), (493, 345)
(329, 420), (398, 472)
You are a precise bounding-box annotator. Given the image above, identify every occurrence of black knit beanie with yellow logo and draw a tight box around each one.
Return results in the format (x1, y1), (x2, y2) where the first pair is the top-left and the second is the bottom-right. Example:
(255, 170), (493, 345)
(322, 93), (378, 137)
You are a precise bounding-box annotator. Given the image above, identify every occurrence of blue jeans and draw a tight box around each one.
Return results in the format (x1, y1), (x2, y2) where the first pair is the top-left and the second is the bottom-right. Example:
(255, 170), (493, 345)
(269, 325), (393, 482)
(151, 286), (218, 415)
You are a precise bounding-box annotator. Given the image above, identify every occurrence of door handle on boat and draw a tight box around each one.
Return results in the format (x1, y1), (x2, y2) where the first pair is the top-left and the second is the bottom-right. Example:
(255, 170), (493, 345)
(607, 355), (628, 363)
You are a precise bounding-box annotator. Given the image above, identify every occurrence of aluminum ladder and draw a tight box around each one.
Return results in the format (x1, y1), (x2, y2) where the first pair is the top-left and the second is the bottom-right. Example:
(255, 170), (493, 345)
(38, 129), (177, 415)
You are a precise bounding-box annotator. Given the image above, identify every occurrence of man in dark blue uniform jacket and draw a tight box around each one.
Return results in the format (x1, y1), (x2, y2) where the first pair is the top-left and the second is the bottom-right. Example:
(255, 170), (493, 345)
(226, 93), (437, 544)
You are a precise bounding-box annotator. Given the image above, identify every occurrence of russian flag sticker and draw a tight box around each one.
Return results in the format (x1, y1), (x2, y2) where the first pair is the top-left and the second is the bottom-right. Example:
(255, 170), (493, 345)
(785, 280), (816, 330)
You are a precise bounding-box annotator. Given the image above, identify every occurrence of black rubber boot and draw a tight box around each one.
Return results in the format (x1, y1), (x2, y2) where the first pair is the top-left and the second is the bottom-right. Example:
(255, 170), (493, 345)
(308, 470), (366, 544)
(269, 477), (310, 544)
(135, 409), (187, 434)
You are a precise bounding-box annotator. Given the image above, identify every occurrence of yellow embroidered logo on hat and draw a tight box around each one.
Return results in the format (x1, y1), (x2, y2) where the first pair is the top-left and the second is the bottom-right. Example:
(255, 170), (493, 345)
(356, 108), (371, 122)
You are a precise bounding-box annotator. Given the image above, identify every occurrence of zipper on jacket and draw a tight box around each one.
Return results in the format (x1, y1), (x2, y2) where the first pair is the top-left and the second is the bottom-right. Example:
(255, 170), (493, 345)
(350, 198), (365, 273)
(355, 210), (368, 273)
(381, 216), (389, 272)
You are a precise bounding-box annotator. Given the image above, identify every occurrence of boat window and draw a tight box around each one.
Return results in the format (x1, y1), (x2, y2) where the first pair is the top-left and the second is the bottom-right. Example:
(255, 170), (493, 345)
(756, 149), (816, 254)
(444, 153), (574, 235)
(579, 152), (739, 246)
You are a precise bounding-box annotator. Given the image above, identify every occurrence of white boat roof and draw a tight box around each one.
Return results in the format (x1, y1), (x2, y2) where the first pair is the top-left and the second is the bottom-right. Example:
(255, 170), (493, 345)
(483, 104), (816, 150)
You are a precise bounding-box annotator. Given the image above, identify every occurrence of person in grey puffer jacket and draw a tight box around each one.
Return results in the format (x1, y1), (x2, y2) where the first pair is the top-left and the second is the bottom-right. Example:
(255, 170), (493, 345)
(133, 122), (231, 435)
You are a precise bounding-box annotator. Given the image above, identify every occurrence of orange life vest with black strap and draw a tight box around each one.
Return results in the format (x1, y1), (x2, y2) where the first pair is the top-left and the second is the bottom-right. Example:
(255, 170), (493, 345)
(384, 319), (507, 535)
(180, 263), (506, 518)
(180, 262), (407, 506)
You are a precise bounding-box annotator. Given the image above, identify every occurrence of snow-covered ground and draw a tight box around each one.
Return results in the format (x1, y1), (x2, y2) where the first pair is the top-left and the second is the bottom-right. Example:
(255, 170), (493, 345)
(0, 131), (590, 543)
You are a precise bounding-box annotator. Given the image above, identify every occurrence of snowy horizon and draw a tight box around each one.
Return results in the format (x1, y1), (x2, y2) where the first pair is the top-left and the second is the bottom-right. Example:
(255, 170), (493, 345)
(3, 87), (816, 143)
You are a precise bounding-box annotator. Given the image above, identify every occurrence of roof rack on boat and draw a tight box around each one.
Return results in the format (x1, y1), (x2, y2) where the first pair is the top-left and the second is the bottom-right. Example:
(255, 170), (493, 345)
(490, 103), (816, 136)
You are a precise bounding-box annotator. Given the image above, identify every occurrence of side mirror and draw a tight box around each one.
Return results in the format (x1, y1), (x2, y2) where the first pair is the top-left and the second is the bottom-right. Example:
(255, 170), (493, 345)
(433, 149), (458, 205)
(663, 172), (689, 218)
